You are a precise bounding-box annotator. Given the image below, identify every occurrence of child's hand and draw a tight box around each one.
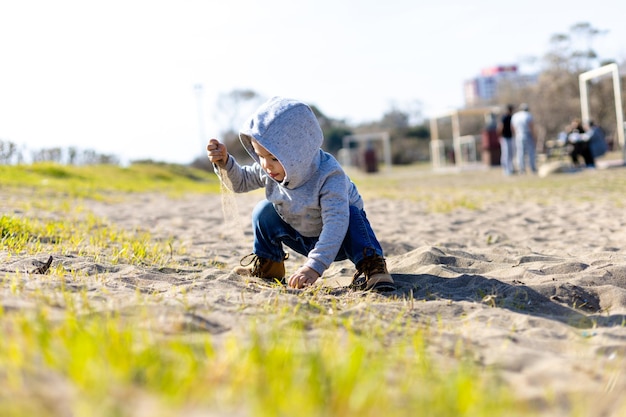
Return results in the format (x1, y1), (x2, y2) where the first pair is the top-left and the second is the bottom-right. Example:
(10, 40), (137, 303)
(288, 266), (320, 289)
(207, 139), (229, 167)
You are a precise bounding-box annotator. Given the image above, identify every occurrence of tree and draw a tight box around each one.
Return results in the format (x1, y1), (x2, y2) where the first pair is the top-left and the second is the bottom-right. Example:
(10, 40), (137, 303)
(0, 139), (19, 164)
(216, 89), (265, 135)
(215, 89), (266, 163)
(308, 104), (353, 154)
(323, 126), (353, 154)
(535, 23), (608, 139)
(495, 21), (612, 147)
(406, 125), (429, 139)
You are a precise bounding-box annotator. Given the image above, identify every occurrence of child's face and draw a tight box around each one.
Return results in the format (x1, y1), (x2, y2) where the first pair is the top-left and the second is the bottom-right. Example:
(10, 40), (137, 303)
(251, 139), (286, 182)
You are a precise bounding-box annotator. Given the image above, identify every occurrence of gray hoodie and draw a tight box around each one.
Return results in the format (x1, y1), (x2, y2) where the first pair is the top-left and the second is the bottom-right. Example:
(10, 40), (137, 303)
(216, 96), (363, 275)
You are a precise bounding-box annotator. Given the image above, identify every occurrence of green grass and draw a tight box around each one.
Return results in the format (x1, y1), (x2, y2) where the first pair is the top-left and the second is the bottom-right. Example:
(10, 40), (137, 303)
(0, 162), (221, 266)
(0, 162), (221, 199)
(0, 299), (522, 417)
(0, 212), (181, 266)
(350, 159), (626, 211)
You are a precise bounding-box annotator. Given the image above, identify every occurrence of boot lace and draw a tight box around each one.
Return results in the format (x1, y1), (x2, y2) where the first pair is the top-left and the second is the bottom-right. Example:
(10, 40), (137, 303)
(350, 252), (387, 291)
(239, 253), (263, 275)
(239, 253), (289, 278)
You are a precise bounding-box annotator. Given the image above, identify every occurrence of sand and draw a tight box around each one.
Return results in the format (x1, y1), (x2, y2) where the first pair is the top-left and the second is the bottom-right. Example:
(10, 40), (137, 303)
(1, 164), (626, 416)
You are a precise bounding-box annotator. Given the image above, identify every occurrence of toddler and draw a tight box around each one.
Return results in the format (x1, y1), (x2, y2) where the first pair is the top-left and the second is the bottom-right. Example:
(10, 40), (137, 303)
(207, 96), (395, 292)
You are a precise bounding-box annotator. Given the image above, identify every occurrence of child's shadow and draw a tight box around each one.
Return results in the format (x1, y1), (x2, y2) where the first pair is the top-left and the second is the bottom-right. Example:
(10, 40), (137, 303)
(390, 272), (626, 329)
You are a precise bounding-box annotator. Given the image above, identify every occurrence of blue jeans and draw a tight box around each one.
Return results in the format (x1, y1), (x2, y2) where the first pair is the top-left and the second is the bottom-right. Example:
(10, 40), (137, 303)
(515, 136), (537, 173)
(250, 199), (383, 268)
(499, 136), (515, 175)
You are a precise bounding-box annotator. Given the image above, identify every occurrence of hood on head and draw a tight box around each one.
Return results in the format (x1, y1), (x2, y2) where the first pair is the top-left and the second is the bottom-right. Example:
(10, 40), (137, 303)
(239, 96), (323, 188)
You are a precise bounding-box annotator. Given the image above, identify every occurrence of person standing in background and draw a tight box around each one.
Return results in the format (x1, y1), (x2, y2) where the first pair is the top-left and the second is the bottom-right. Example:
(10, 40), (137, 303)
(497, 104), (515, 175)
(511, 103), (537, 174)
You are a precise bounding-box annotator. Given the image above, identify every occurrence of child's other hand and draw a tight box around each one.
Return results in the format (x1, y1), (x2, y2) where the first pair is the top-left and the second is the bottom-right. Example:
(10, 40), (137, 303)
(207, 139), (228, 167)
(288, 266), (320, 289)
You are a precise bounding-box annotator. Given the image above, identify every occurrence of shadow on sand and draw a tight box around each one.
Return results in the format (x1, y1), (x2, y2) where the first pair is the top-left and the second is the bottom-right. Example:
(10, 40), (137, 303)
(391, 272), (626, 329)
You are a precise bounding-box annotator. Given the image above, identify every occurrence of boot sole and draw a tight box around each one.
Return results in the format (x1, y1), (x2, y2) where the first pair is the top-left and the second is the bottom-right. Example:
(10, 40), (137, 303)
(350, 274), (396, 292)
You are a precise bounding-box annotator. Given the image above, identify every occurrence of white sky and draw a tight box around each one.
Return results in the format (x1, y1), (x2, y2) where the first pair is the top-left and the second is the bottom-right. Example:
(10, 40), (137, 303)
(1, 0), (625, 164)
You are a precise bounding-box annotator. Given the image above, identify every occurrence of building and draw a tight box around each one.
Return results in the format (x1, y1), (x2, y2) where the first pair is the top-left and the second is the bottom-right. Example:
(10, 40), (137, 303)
(464, 65), (537, 106)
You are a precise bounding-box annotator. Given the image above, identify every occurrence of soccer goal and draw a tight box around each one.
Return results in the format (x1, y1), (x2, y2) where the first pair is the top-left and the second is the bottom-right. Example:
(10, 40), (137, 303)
(579, 63), (625, 163)
(429, 107), (499, 170)
(339, 132), (392, 172)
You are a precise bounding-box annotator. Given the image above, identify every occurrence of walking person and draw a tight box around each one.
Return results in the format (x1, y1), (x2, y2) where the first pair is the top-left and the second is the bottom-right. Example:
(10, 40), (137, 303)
(511, 103), (537, 174)
(497, 104), (515, 175)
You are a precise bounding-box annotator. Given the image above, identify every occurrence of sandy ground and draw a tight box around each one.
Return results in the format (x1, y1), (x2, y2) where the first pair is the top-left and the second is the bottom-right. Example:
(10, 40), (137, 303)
(2, 164), (626, 416)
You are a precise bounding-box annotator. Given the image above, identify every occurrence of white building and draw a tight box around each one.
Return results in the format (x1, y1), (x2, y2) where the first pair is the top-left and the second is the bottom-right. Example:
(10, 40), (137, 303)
(464, 65), (537, 106)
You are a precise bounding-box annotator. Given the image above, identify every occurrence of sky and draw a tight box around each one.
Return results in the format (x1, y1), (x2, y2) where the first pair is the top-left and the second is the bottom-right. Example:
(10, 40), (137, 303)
(1, 0), (625, 164)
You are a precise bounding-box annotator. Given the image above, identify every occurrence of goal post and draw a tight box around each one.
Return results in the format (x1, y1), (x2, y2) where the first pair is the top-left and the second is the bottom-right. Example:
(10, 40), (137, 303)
(341, 132), (392, 171)
(579, 63), (625, 163)
(429, 107), (499, 169)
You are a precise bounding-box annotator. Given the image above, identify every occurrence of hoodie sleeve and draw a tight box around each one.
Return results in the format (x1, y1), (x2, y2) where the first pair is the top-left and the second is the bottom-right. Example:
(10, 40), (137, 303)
(213, 154), (266, 192)
(303, 172), (351, 275)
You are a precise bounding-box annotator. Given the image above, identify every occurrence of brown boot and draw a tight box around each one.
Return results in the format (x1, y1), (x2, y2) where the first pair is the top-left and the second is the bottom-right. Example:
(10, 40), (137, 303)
(350, 254), (396, 292)
(234, 253), (286, 283)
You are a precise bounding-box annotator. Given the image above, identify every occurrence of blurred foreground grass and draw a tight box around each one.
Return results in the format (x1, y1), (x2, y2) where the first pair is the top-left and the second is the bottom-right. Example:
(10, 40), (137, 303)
(0, 299), (522, 417)
(2, 160), (625, 416)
